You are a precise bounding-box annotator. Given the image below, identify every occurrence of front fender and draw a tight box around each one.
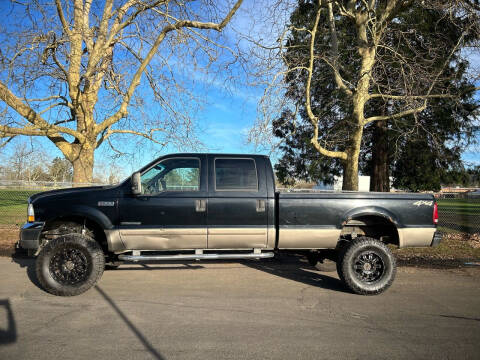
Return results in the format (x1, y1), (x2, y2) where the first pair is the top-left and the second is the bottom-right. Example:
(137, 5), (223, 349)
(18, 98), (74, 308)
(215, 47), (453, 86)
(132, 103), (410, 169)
(46, 204), (114, 230)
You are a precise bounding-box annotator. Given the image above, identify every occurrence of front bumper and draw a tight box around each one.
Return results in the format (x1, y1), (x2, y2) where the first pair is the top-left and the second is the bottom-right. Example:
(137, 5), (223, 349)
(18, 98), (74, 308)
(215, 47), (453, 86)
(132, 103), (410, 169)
(430, 231), (443, 247)
(18, 222), (45, 250)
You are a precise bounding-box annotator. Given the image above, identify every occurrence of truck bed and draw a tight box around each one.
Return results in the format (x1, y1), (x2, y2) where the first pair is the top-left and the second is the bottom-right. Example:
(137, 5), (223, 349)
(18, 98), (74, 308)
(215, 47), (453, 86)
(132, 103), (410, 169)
(276, 191), (436, 249)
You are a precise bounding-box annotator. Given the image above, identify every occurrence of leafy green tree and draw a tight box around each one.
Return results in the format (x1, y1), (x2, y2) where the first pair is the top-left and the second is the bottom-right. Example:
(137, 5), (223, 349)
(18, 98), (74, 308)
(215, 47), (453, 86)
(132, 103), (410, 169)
(272, 1), (479, 191)
(392, 138), (446, 192)
(273, 109), (342, 186)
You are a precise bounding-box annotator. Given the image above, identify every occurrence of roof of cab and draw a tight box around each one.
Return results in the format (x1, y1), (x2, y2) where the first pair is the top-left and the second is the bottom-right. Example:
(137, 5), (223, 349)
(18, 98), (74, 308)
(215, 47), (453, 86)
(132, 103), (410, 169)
(138, 153), (269, 173)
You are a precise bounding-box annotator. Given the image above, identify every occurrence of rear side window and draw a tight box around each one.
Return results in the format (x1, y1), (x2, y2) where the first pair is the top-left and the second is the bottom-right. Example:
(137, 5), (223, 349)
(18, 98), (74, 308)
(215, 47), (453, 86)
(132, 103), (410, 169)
(215, 158), (258, 191)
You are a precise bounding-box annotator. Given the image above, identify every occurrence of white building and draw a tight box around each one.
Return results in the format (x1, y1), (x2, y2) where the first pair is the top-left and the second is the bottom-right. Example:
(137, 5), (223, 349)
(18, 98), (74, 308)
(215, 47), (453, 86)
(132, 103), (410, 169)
(314, 176), (371, 192)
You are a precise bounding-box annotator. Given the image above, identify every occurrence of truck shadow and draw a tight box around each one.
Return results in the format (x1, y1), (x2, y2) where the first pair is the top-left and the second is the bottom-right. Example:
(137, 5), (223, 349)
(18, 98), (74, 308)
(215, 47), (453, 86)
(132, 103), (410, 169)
(10, 253), (348, 294)
(10, 253), (204, 291)
(241, 254), (349, 294)
(115, 256), (348, 293)
(94, 286), (165, 360)
(10, 255), (42, 290)
(0, 299), (17, 345)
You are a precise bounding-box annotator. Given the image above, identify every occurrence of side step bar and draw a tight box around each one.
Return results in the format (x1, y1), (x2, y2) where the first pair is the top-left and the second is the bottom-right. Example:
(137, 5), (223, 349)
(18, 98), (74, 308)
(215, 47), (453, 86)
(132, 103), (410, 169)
(118, 251), (274, 262)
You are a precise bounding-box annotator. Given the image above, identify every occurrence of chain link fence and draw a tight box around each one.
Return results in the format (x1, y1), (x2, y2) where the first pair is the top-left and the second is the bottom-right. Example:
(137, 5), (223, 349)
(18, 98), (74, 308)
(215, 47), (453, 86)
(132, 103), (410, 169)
(0, 181), (106, 228)
(1, 182), (479, 234)
(436, 192), (480, 234)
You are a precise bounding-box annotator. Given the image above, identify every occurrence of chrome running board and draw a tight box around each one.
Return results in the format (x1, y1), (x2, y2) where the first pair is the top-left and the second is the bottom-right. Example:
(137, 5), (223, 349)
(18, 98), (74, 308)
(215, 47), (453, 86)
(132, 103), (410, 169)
(118, 251), (274, 262)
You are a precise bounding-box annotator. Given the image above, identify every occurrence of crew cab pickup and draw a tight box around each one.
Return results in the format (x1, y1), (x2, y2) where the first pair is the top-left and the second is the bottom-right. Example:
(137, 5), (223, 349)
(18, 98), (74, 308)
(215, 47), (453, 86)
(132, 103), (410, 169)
(19, 153), (441, 296)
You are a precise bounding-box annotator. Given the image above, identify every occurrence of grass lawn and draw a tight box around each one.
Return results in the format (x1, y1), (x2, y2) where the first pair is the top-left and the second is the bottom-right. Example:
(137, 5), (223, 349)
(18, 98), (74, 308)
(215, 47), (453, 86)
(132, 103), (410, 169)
(0, 189), (42, 225)
(437, 198), (480, 233)
(437, 198), (480, 215)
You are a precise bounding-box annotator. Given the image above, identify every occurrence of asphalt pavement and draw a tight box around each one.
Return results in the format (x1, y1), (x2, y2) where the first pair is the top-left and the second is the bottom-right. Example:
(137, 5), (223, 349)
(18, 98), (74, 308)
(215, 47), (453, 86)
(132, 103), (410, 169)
(0, 255), (479, 360)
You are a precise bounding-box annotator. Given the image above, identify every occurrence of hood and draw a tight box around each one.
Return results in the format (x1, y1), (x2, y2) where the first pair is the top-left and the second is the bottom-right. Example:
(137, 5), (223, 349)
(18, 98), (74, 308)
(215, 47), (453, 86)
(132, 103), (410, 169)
(29, 185), (114, 203)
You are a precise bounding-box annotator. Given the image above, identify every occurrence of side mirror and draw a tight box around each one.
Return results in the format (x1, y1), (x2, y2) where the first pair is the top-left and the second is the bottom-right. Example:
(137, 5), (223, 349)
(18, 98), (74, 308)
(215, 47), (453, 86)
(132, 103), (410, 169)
(131, 172), (142, 195)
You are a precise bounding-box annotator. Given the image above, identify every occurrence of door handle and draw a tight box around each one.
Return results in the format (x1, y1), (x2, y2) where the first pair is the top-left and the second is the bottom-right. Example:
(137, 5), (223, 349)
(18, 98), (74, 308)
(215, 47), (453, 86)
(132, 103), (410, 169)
(256, 199), (266, 212)
(195, 199), (206, 212)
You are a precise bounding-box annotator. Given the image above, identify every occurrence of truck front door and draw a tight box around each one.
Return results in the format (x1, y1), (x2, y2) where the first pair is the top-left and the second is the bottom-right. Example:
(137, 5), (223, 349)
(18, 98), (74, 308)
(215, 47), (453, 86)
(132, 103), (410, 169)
(119, 155), (208, 250)
(207, 156), (268, 249)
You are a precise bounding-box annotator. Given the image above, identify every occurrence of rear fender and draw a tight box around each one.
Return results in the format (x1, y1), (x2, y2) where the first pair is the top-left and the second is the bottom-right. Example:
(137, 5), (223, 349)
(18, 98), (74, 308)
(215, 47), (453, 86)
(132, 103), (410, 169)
(340, 206), (401, 228)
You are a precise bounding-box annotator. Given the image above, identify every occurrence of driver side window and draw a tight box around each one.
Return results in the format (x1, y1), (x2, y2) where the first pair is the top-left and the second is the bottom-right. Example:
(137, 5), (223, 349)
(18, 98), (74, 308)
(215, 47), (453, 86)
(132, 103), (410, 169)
(140, 158), (200, 195)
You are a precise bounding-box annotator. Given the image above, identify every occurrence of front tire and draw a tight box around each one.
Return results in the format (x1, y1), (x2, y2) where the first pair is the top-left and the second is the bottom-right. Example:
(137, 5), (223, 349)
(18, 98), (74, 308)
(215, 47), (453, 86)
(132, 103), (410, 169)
(337, 237), (396, 295)
(36, 234), (105, 296)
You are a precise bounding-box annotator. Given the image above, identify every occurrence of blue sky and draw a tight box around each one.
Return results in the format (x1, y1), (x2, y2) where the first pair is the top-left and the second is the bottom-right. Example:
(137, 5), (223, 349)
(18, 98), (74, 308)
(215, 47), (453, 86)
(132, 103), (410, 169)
(0, 0), (272, 180)
(0, 0), (478, 181)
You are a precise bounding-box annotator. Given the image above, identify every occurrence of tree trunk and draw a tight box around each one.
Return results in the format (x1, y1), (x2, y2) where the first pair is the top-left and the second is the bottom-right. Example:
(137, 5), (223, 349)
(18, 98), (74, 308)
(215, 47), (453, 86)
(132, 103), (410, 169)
(370, 120), (390, 192)
(71, 145), (95, 184)
(342, 125), (364, 191)
(342, 156), (359, 191)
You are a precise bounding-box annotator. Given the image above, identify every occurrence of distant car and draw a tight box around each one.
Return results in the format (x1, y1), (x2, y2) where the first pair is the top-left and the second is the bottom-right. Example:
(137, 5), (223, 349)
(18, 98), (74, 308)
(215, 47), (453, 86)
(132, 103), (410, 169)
(466, 189), (480, 199)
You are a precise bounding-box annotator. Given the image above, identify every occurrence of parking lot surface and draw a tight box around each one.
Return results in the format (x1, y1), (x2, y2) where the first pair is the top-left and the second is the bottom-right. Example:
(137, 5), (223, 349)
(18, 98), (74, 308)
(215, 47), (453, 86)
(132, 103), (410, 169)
(0, 255), (479, 360)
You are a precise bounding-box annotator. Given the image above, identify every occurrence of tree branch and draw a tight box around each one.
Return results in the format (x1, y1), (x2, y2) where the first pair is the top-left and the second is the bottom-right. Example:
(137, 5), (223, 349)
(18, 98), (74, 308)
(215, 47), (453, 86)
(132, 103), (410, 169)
(68, 0), (86, 100)
(364, 103), (427, 124)
(368, 86), (480, 100)
(327, 1), (353, 96)
(45, 33), (69, 80)
(83, 0), (116, 79)
(96, 128), (166, 148)
(38, 102), (71, 115)
(0, 135), (16, 149)
(318, 55), (355, 93)
(366, 23), (478, 124)
(86, 1), (165, 80)
(110, 0), (166, 41)
(0, 125), (74, 163)
(55, 0), (71, 37)
(96, 0), (244, 134)
(0, 125), (47, 136)
(0, 80), (84, 141)
(26, 95), (65, 102)
(306, 1), (348, 161)
(82, 0), (94, 53)
(424, 25), (472, 98)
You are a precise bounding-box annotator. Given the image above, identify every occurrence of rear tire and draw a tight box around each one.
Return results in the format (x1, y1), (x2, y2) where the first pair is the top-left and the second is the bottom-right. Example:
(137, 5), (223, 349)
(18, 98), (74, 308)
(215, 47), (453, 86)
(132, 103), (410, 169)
(337, 237), (396, 295)
(36, 234), (105, 296)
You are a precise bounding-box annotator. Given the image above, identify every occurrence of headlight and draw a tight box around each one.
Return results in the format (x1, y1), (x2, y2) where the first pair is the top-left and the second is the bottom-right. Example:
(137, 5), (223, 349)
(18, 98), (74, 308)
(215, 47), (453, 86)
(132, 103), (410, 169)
(27, 203), (35, 222)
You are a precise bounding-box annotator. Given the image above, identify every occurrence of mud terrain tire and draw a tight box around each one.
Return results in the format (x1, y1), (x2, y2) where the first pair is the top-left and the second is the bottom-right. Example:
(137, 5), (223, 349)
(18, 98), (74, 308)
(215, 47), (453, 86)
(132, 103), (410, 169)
(36, 234), (105, 296)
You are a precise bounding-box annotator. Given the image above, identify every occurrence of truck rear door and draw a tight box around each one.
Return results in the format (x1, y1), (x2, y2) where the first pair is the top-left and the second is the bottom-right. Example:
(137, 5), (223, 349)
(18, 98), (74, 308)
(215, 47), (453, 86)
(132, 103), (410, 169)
(207, 156), (268, 249)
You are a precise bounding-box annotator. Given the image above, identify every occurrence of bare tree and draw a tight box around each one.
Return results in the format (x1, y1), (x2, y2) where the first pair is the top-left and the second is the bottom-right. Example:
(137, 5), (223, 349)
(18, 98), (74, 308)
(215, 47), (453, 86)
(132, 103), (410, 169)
(4, 141), (49, 181)
(248, 0), (480, 190)
(48, 157), (73, 182)
(0, 0), (243, 183)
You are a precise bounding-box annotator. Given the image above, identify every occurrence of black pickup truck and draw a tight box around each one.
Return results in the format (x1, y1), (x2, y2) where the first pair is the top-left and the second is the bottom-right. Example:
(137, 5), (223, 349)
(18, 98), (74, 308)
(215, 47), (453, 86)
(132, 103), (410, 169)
(19, 153), (441, 296)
